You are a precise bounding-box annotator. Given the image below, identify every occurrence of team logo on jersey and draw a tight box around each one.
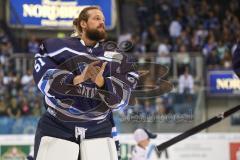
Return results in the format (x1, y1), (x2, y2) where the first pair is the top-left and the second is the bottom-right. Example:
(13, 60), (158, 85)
(87, 47), (93, 54)
(75, 127), (87, 140)
(39, 44), (44, 50)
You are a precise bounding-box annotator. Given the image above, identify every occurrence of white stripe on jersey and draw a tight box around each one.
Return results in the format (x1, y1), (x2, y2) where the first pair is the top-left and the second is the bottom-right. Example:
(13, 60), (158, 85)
(45, 47), (121, 63)
(98, 56), (121, 63)
(128, 72), (139, 79)
(37, 69), (55, 97)
(103, 51), (123, 61)
(48, 47), (96, 59)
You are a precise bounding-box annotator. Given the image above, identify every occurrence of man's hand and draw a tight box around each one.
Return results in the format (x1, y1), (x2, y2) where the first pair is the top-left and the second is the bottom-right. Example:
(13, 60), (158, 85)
(73, 61), (107, 87)
(91, 62), (107, 88)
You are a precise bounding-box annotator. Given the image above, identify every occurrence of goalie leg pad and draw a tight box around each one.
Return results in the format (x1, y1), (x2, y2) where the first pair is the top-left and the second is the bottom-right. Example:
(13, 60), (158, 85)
(80, 137), (118, 160)
(36, 136), (79, 160)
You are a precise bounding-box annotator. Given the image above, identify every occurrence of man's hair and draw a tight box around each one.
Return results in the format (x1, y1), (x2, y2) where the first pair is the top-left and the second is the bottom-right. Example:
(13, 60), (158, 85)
(72, 6), (101, 37)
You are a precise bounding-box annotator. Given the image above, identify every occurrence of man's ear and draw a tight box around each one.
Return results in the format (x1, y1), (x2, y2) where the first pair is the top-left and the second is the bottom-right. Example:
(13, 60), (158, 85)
(80, 21), (87, 30)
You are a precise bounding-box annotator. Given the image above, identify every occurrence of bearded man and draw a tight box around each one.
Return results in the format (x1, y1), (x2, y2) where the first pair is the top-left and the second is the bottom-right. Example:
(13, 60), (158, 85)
(33, 6), (138, 160)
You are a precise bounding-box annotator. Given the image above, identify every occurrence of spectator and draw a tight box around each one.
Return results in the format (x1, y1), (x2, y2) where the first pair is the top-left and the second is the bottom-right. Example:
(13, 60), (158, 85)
(163, 94), (174, 114)
(229, 0), (239, 16)
(204, 11), (220, 30)
(0, 99), (7, 116)
(28, 35), (39, 54)
(155, 97), (166, 115)
(202, 35), (217, 57)
(3, 72), (13, 85)
(145, 25), (159, 52)
(21, 97), (31, 116)
(206, 50), (221, 69)
(179, 29), (191, 47)
(1, 40), (13, 56)
(157, 39), (169, 56)
(0, 28), (7, 43)
(7, 72), (21, 97)
(221, 52), (232, 69)
(186, 6), (198, 28)
(21, 69), (33, 86)
(176, 44), (190, 75)
(169, 16), (182, 38)
(133, 35), (146, 55)
(7, 98), (22, 118)
(31, 99), (42, 116)
(144, 100), (155, 115)
(192, 24), (208, 50)
(0, 71), (5, 98)
(156, 38), (171, 65)
(232, 38), (240, 55)
(216, 41), (229, 60)
(178, 67), (194, 94)
(154, 13), (167, 38)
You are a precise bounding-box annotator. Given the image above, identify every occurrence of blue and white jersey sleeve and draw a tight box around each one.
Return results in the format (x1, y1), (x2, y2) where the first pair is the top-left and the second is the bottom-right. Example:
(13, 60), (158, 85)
(33, 42), (74, 98)
(98, 52), (139, 110)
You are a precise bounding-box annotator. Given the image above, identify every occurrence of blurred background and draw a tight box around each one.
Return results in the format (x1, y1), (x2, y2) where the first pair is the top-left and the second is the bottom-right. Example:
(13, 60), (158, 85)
(0, 0), (240, 159)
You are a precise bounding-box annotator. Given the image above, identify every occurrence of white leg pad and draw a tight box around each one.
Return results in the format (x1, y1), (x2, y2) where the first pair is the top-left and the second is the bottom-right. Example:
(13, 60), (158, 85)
(80, 137), (118, 160)
(36, 136), (79, 160)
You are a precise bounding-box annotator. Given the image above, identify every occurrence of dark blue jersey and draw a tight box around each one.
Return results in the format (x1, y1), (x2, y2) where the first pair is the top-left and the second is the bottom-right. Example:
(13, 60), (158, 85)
(33, 37), (138, 122)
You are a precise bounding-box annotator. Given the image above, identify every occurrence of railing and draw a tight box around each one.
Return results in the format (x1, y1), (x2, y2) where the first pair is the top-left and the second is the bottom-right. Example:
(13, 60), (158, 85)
(11, 53), (34, 74)
(11, 52), (204, 80)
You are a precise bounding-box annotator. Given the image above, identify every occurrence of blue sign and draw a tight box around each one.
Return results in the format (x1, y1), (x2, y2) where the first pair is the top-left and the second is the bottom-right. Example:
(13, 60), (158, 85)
(8, 0), (116, 29)
(207, 70), (240, 96)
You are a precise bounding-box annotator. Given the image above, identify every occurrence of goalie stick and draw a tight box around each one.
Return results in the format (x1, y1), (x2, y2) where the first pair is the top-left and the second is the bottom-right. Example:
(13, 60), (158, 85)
(155, 104), (240, 153)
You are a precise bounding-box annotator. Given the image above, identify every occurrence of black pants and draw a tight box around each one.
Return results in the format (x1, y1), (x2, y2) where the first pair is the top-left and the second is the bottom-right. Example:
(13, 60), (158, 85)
(34, 112), (113, 160)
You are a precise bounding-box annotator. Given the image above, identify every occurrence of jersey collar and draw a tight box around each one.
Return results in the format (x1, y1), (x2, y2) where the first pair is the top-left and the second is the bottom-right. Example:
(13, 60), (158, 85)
(80, 39), (99, 48)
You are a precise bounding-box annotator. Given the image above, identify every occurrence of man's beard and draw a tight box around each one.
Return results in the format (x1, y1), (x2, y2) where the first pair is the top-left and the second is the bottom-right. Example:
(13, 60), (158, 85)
(86, 27), (107, 42)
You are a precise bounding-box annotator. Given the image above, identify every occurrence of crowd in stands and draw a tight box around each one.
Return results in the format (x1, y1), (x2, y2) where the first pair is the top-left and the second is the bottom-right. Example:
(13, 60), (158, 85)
(0, 27), (43, 118)
(117, 0), (240, 117)
(119, 0), (239, 70)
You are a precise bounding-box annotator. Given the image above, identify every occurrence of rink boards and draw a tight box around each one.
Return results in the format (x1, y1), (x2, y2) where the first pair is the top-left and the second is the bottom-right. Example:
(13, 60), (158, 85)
(0, 133), (240, 160)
